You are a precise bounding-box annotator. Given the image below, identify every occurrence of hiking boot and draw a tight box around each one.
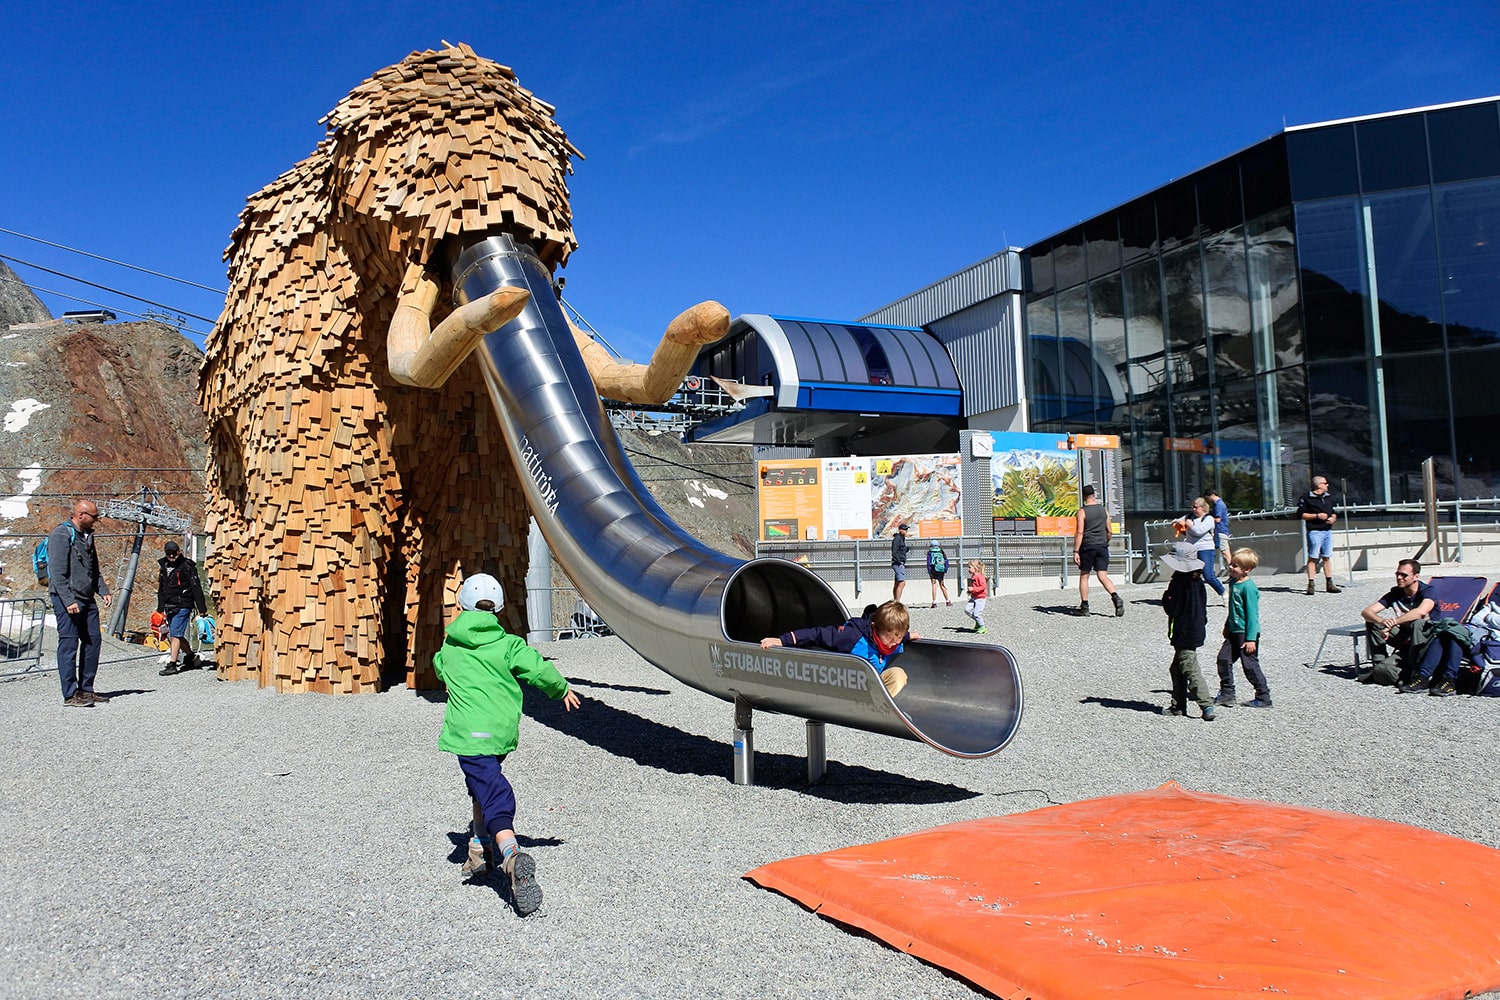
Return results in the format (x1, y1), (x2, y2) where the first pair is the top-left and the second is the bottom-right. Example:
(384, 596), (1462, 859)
(1076, 601), (1089, 617)
(1428, 679), (1458, 698)
(64, 692), (94, 708)
(1213, 691), (1237, 707)
(503, 851), (542, 916)
(1306, 580), (1316, 595)
(1161, 704), (1186, 717)
(1112, 593), (1125, 617)
(159, 662), (182, 676)
(1201, 705), (1217, 721)
(1396, 676), (1431, 694)
(460, 838), (490, 876)
(82, 691), (110, 704)
(1325, 580), (1341, 594)
(1241, 698), (1274, 708)
(974, 626), (987, 635)
(181, 652), (202, 671)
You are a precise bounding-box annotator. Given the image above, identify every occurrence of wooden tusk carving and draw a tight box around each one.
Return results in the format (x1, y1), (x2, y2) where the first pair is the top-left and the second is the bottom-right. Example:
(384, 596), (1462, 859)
(388, 262), (530, 388)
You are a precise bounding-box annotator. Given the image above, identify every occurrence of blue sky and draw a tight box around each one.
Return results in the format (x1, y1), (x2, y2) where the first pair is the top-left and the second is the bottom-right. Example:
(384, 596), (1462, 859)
(2, 2), (1498, 362)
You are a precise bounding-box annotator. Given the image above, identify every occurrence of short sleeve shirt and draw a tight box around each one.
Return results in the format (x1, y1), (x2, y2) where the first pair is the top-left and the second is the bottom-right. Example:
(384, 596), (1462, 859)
(1378, 581), (1433, 614)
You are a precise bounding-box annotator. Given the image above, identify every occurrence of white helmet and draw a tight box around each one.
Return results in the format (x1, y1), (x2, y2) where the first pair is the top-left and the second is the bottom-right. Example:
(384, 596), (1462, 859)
(457, 573), (505, 612)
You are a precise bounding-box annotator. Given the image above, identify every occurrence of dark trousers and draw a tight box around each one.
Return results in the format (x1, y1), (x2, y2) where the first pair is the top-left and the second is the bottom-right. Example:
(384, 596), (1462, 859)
(458, 754), (516, 838)
(52, 596), (101, 700)
(1413, 633), (1465, 684)
(1216, 636), (1270, 700)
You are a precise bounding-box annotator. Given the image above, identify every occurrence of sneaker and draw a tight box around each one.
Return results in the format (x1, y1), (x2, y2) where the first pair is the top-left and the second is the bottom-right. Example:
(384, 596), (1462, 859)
(460, 839), (490, 876)
(974, 626), (987, 635)
(931, 602), (938, 609)
(1428, 679), (1458, 698)
(1161, 704), (1186, 717)
(1213, 691), (1237, 707)
(1201, 705), (1217, 721)
(1325, 580), (1342, 594)
(1396, 676), (1431, 694)
(1241, 698), (1274, 708)
(64, 692), (94, 708)
(1076, 601), (1089, 617)
(503, 851), (542, 916)
(1306, 581), (1316, 595)
(1112, 593), (1125, 617)
(946, 601), (953, 607)
(83, 691), (110, 704)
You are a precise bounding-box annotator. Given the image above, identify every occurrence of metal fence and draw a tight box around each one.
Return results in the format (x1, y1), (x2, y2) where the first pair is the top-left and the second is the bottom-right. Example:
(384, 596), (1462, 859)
(0, 598), (48, 678)
(754, 534), (1133, 593)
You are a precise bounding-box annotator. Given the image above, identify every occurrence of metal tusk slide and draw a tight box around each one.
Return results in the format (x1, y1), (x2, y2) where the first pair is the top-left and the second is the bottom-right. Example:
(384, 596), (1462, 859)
(447, 233), (1023, 779)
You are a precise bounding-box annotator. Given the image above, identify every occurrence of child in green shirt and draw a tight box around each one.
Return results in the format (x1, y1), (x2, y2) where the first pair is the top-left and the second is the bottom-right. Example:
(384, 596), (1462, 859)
(1214, 548), (1272, 708)
(435, 573), (581, 915)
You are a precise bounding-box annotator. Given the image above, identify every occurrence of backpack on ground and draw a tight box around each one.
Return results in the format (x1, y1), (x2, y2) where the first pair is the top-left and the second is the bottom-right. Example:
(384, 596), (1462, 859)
(930, 547), (948, 574)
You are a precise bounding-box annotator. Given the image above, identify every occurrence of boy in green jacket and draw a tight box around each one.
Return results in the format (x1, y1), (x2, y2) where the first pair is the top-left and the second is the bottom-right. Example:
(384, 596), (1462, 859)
(435, 573), (581, 915)
(1213, 548), (1272, 708)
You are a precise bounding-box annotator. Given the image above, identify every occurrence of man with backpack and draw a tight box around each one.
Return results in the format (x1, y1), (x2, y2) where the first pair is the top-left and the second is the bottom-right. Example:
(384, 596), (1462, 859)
(926, 539), (952, 608)
(46, 499), (113, 707)
(156, 540), (208, 676)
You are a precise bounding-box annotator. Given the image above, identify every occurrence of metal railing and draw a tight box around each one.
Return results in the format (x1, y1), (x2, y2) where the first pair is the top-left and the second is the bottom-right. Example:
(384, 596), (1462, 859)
(0, 598), (48, 678)
(754, 534), (1133, 594)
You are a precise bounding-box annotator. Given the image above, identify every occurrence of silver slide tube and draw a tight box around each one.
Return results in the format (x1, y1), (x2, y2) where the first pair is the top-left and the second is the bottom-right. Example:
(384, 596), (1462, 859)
(448, 233), (1021, 757)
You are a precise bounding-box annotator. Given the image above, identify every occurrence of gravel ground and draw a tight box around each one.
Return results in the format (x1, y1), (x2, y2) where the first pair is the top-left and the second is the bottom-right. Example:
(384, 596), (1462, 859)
(4, 565), (1499, 999)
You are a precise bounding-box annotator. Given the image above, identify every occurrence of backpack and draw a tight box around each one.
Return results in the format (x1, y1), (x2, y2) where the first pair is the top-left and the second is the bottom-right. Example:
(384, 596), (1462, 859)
(930, 547), (947, 574)
(33, 524), (74, 586)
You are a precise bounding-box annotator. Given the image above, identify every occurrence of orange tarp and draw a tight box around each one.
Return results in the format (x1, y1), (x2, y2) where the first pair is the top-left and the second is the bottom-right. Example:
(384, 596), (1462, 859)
(745, 782), (1500, 999)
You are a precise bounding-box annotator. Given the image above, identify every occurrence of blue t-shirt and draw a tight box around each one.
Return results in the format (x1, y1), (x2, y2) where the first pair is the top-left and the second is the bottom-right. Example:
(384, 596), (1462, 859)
(1210, 497), (1230, 537)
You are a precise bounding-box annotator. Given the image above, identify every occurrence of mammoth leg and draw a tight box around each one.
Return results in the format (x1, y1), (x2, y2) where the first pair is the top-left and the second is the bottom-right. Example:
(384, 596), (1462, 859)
(573, 300), (729, 405)
(388, 262), (530, 388)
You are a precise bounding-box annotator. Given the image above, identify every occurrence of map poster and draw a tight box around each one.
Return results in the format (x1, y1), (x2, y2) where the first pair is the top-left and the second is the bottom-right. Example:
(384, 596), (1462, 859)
(821, 458), (871, 539)
(758, 460), (822, 540)
(870, 453), (962, 539)
(988, 432), (1081, 537)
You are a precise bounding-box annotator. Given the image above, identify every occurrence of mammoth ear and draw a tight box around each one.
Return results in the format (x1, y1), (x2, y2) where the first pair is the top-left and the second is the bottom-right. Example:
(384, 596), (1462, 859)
(388, 262), (529, 388)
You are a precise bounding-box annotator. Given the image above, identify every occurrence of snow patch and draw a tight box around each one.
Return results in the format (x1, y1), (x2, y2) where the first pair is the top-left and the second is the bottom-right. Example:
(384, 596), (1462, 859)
(4, 399), (50, 432)
(3, 361), (26, 367)
(702, 483), (729, 500)
(0, 464), (44, 520)
(687, 496), (705, 508)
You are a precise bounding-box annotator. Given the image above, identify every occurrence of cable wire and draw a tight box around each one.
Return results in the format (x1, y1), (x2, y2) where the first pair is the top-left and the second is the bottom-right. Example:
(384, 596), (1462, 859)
(0, 254), (219, 324)
(0, 225), (226, 294)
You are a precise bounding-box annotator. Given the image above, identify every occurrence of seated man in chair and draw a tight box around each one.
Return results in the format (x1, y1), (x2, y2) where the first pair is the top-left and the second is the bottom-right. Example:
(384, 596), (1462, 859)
(1359, 559), (1436, 685)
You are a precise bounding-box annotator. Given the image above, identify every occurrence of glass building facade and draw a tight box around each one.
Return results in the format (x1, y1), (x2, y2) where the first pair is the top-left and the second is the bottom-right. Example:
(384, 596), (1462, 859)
(1023, 98), (1500, 512)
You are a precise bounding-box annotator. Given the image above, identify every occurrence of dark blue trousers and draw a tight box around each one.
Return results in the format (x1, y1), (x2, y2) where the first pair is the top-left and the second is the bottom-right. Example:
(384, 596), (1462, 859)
(458, 754), (516, 837)
(52, 596), (101, 700)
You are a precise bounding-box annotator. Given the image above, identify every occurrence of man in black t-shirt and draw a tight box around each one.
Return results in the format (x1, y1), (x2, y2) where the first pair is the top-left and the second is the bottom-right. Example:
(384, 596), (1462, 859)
(1359, 558), (1435, 683)
(1073, 485), (1124, 617)
(890, 523), (909, 601)
(1297, 476), (1341, 595)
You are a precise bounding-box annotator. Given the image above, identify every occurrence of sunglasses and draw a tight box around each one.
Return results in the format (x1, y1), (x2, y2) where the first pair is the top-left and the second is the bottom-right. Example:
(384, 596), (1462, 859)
(1395, 572), (1413, 579)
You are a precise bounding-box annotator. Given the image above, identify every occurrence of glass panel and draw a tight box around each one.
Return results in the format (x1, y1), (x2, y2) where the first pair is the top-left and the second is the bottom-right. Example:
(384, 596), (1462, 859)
(1307, 360), (1379, 503)
(1056, 285), (1093, 418)
(1053, 229), (1087, 291)
(1027, 241), (1056, 296)
(1427, 102), (1500, 185)
(1088, 274), (1128, 425)
(1202, 225), (1252, 379)
(1123, 259), (1166, 397)
(1357, 114), (1430, 192)
(1288, 124), (1359, 201)
(800, 322), (856, 381)
(1450, 346), (1500, 495)
(1381, 352), (1453, 503)
(1169, 390), (1211, 507)
(1365, 188), (1443, 353)
(1130, 392), (1168, 510)
(1157, 181), (1198, 251)
(1247, 207), (1303, 371)
(1196, 161), (1242, 234)
(1211, 377), (1263, 509)
(1295, 197), (1370, 361)
(1084, 217), (1121, 279)
(1241, 135), (1291, 220)
(1162, 244), (1207, 390)
(1265, 367), (1310, 508)
(1026, 296), (1061, 422)
(1119, 197), (1157, 264)
(1433, 177), (1500, 347)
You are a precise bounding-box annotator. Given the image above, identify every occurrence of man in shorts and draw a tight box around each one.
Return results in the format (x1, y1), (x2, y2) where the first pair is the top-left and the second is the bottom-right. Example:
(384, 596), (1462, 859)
(890, 523), (909, 601)
(1074, 485), (1124, 617)
(1297, 476), (1341, 595)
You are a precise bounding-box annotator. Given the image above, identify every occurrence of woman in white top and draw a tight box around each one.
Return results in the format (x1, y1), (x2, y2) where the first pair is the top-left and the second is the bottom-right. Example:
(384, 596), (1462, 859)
(1174, 497), (1225, 595)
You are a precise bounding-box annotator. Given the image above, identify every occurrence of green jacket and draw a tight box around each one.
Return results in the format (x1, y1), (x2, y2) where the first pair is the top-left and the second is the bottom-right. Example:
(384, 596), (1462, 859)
(434, 610), (570, 756)
(1226, 576), (1260, 640)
